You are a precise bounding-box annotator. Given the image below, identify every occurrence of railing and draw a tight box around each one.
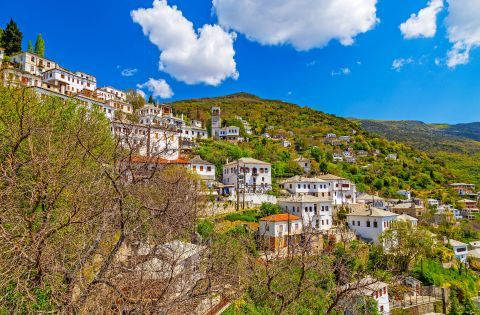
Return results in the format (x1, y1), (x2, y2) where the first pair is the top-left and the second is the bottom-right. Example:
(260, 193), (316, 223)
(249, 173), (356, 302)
(390, 285), (444, 309)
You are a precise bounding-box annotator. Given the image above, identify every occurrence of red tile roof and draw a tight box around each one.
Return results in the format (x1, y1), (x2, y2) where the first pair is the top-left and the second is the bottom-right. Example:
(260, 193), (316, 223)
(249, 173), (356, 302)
(260, 213), (301, 222)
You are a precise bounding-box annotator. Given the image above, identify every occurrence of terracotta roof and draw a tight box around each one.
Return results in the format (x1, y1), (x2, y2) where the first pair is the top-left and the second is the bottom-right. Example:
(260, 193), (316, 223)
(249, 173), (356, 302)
(129, 156), (189, 165)
(260, 213), (301, 222)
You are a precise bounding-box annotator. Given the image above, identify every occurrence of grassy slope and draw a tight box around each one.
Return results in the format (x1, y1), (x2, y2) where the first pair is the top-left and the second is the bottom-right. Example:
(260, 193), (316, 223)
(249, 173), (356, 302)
(172, 93), (459, 200)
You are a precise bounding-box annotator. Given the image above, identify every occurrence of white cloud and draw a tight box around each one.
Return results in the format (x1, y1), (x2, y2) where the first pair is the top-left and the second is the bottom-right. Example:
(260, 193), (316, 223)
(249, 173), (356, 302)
(131, 0), (238, 86)
(392, 58), (414, 71)
(445, 0), (480, 68)
(331, 67), (351, 76)
(137, 78), (174, 99)
(121, 68), (138, 77)
(400, 0), (444, 39)
(136, 89), (146, 99)
(434, 57), (442, 65)
(212, 0), (379, 51)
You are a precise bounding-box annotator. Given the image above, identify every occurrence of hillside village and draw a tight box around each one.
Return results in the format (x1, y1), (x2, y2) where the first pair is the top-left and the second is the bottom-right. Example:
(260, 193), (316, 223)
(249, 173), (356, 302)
(3, 24), (480, 315)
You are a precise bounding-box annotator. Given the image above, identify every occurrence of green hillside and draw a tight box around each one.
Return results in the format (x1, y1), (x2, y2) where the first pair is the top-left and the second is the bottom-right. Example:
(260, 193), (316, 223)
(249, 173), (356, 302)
(359, 119), (480, 187)
(173, 93), (459, 202)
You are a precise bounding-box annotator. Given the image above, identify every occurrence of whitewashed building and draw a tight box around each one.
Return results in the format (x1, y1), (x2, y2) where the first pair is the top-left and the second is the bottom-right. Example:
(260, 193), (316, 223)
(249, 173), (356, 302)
(340, 277), (390, 315)
(449, 239), (468, 264)
(346, 207), (398, 243)
(259, 214), (303, 251)
(42, 67), (96, 95)
(278, 195), (333, 231)
(279, 176), (332, 198)
(95, 86), (127, 102)
(396, 190), (412, 200)
(317, 174), (357, 205)
(222, 157), (272, 193)
(10, 52), (57, 76)
(294, 156), (312, 174)
(188, 155), (215, 187)
(0, 48), (5, 61)
(111, 122), (180, 160)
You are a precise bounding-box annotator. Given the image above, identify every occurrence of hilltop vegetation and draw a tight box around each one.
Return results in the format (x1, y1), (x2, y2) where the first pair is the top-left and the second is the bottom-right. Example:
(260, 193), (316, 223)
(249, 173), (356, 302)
(173, 93), (458, 201)
(358, 119), (480, 187)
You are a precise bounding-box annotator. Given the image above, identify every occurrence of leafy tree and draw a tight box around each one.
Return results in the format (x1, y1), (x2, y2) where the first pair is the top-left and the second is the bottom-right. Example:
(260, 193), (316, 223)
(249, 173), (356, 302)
(34, 33), (45, 57)
(126, 89), (146, 110)
(462, 296), (477, 315)
(449, 290), (462, 315)
(27, 40), (34, 53)
(2, 19), (23, 55)
(259, 202), (281, 217)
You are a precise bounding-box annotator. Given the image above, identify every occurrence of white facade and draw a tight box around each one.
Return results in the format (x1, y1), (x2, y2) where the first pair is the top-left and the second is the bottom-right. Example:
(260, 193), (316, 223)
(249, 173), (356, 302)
(96, 86), (127, 102)
(347, 207), (398, 243)
(449, 239), (468, 263)
(279, 195), (333, 231)
(259, 214), (303, 238)
(188, 156), (215, 181)
(105, 99), (133, 114)
(295, 157), (312, 174)
(397, 190), (411, 200)
(181, 125), (208, 141)
(111, 122), (180, 160)
(10, 52), (57, 76)
(223, 157), (272, 193)
(0, 48), (4, 61)
(279, 176), (332, 198)
(427, 199), (440, 207)
(318, 174), (357, 206)
(341, 277), (390, 315)
(43, 67), (96, 95)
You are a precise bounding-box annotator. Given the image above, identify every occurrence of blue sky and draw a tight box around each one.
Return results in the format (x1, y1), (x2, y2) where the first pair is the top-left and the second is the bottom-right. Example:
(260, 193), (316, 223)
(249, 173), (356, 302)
(2, 0), (480, 123)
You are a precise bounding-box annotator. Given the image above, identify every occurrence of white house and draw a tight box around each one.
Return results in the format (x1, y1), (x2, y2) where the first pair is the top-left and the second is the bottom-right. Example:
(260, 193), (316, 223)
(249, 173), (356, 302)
(427, 199), (440, 208)
(278, 195), (333, 231)
(95, 86), (127, 102)
(105, 99), (133, 115)
(294, 156), (312, 174)
(181, 125), (208, 141)
(326, 133), (337, 139)
(223, 157), (272, 193)
(356, 193), (388, 210)
(346, 207), (398, 243)
(340, 277), (390, 315)
(333, 153), (343, 162)
(449, 239), (468, 264)
(259, 213), (303, 251)
(188, 155), (216, 187)
(42, 67), (96, 95)
(339, 136), (351, 142)
(386, 153), (398, 160)
(317, 174), (357, 206)
(282, 140), (291, 147)
(396, 213), (418, 226)
(279, 176), (331, 198)
(0, 48), (5, 61)
(396, 190), (412, 200)
(111, 122), (180, 160)
(10, 52), (57, 76)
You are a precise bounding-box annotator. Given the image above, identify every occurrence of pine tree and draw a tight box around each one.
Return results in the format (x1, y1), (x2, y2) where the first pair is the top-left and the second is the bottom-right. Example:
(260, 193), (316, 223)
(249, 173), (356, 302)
(0, 28), (3, 45)
(34, 33), (45, 57)
(148, 95), (154, 104)
(27, 40), (34, 53)
(2, 19), (23, 56)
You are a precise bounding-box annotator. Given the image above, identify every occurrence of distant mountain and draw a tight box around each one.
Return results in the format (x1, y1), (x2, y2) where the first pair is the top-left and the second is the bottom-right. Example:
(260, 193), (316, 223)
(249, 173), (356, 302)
(357, 119), (480, 186)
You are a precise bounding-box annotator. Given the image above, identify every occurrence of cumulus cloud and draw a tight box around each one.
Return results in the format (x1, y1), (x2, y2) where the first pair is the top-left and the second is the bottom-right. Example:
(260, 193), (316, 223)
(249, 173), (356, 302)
(121, 68), (138, 77)
(131, 0), (238, 85)
(445, 0), (480, 68)
(137, 78), (174, 99)
(392, 58), (414, 71)
(212, 0), (379, 51)
(400, 0), (444, 39)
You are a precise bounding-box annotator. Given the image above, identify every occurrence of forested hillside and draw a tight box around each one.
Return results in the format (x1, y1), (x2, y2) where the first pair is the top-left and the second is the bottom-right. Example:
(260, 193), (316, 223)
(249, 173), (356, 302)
(359, 119), (480, 187)
(173, 93), (459, 202)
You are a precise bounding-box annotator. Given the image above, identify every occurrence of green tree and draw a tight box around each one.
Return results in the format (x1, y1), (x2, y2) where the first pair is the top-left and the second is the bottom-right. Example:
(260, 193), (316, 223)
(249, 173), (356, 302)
(27, 40), (34, 53)
(148, 94), (154, 104)
(34, 33), (45, 57)
(259, 202), (281, 217)
(126, 89), (146, 110)
(2, 19), (23, 56)
(462, 297), (477, 315)
(448, 289), (462, 315)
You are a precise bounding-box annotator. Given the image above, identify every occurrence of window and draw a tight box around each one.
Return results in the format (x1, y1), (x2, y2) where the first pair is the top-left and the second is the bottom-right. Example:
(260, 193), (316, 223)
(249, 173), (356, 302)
(357, 221), (360, 226)
(207, 166), (211, 172)
(373, 221), (378, 228)
(367, 220), (371, 227)
(352, 221), (355, 226)
(200, 166), (204, 171)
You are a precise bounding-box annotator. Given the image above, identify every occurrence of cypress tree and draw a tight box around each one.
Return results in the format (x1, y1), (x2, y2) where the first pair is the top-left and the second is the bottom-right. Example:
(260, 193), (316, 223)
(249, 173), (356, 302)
(2, 19), (23, 56)
(34, 33), (45, 57)
(27, 40), (34, 53)
(148, 95), (154, 104)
